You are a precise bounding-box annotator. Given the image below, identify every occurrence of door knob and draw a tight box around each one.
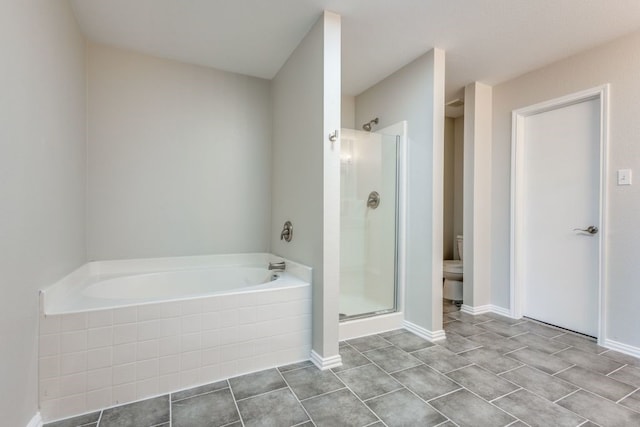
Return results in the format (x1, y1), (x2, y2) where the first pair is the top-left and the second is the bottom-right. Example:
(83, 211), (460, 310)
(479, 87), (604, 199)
(573, 226), (598, 235)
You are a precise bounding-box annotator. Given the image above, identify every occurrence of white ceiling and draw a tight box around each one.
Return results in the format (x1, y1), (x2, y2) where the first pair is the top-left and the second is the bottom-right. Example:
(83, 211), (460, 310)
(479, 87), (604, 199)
(71, 0), (640, 100)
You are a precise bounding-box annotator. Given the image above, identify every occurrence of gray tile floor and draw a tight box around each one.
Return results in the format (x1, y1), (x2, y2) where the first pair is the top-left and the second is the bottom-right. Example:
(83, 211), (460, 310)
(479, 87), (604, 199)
(45, 310), (640, 427)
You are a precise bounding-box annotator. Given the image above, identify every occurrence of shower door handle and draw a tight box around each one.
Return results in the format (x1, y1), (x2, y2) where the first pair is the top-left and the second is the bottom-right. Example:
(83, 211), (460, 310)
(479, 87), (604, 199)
(573, 226), (598, 235)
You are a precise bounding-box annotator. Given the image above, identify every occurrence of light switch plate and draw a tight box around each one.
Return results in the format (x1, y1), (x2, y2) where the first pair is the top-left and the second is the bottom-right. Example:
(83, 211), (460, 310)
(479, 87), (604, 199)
(618, 169), (632, 185)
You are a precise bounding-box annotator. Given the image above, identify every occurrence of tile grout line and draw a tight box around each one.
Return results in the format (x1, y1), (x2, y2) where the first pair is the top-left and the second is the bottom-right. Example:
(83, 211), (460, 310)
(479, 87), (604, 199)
(171, 385), (231, 404)
(489, 386), (523, 403)
(615, 386), (640, 404)
(333, 346), (414, 427)
(605, 363), (628, 377)
(497, 363), (526, 376)
(553, 387), (583, 404)
(424, 386), (464, 403)
(552, 388), (609, 425)
(356, 340), (471, 425)
(276, 366), (324, 426)
(551, 364), (576, 376)
(550, 346), (570, 356)
(226, 380), (245, 427)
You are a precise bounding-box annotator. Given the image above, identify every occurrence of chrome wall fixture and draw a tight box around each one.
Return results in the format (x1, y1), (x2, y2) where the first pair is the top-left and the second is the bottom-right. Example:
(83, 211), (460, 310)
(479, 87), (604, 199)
(329, 130), (339, 142)
(280, 221), (293, 242)
(362, 117), (379, 132)
(367, 191), (380, 209)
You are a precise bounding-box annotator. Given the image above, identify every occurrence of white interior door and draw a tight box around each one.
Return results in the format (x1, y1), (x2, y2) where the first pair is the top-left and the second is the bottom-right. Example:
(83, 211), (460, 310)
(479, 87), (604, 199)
(521, 97), (600, 337)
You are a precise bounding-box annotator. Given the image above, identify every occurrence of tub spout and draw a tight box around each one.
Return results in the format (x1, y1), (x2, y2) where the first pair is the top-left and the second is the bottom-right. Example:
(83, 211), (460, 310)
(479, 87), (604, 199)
(268, 261), (286, 272)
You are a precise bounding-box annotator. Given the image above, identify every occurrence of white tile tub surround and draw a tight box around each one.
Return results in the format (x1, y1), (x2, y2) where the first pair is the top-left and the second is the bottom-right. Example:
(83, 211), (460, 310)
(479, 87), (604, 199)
(38, 254), (312, 422)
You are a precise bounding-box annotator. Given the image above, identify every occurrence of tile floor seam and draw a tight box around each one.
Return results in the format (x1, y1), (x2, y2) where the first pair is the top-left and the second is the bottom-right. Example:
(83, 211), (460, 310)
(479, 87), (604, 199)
(605, 363), (628, 376)
(276, 366), (318, 426)
(552, 387), (584, 405)
(171, 385), (231, 403)
(331, 360), (373, 374)
(441, 362), (474, 374)
(509, 331), (529, 339)
(502, 346), (527, 356)
(226, 380), (245, 427)
(360, 385), (406, 403)
(496, 363), (526, 376)
(551, 363), (577, 376)
(424, 386), (464, 403)
(233, 385), (290, 402)
(553, 388), (609, 426)
(489, 386), (524, 403)
(361, 344), (394, 355)
(330, 353), (397, 427)
(551, 345), (577, 356)
(576, 420), (603, 427)
(435, 357), (536, 426)
(616, 386), (640, 405)
(297, 385), (348, 402)
(567, 384), (637, 408)
(455, 384), (525, 427)
(96, 411), (103, 427)
(380, 377), (454, 426)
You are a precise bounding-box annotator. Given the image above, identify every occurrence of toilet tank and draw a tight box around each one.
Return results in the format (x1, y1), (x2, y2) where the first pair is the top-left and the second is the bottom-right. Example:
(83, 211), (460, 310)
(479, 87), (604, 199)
(456, 235), (463, 261)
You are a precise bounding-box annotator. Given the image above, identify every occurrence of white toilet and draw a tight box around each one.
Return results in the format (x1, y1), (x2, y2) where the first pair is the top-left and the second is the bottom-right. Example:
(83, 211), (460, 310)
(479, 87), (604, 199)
(443, 235), (463, 302)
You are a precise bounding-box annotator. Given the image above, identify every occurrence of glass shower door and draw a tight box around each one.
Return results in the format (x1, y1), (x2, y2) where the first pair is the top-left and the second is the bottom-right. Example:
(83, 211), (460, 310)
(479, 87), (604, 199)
(339, 129), (398, 320)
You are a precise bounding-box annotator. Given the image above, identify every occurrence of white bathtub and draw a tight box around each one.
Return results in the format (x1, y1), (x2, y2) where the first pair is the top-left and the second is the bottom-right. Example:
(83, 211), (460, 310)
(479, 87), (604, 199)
(38, 253), (312, 422)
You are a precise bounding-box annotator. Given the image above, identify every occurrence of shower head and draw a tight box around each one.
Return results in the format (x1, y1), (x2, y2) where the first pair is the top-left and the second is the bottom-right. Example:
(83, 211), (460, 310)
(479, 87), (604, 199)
(362, 117), (379, 132)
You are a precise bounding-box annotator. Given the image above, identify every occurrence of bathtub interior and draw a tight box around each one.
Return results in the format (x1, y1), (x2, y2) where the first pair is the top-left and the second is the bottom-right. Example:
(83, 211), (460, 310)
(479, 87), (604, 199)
(41, 253), (311, 315)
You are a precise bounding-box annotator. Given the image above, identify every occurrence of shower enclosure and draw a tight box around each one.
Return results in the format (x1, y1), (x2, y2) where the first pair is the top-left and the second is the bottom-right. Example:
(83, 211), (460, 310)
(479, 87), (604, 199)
(339, 128), (399, 320)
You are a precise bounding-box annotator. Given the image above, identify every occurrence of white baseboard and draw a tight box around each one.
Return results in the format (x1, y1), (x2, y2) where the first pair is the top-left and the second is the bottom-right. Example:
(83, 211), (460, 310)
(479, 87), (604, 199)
(460, 304), (492, 315)
(603, 338), (640, 359)
(26, 413), (42, 427)
(310, 350), (342, 370)
(402, 320), (446, 342)
(460, 304), (519, 319)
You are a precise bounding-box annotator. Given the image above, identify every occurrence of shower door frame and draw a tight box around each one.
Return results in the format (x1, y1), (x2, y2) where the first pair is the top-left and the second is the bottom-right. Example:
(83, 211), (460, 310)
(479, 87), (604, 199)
(339, 121), (407, 326)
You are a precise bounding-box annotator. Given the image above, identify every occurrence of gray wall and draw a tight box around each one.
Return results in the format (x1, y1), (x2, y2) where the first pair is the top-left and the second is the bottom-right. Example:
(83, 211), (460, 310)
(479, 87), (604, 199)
(271, 12), (342, 358)
(356, 50), (445, 332)
(443, 118), (455, 259)
(492, 30), (640, 347)
(0, 1), (86, 425)
(453, 117), (464, 258)
(87, 43), (272, 260)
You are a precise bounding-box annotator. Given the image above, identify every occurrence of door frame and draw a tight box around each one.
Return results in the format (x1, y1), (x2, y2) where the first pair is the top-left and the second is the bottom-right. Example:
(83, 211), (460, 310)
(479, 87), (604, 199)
(510, 85), (609, 343)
